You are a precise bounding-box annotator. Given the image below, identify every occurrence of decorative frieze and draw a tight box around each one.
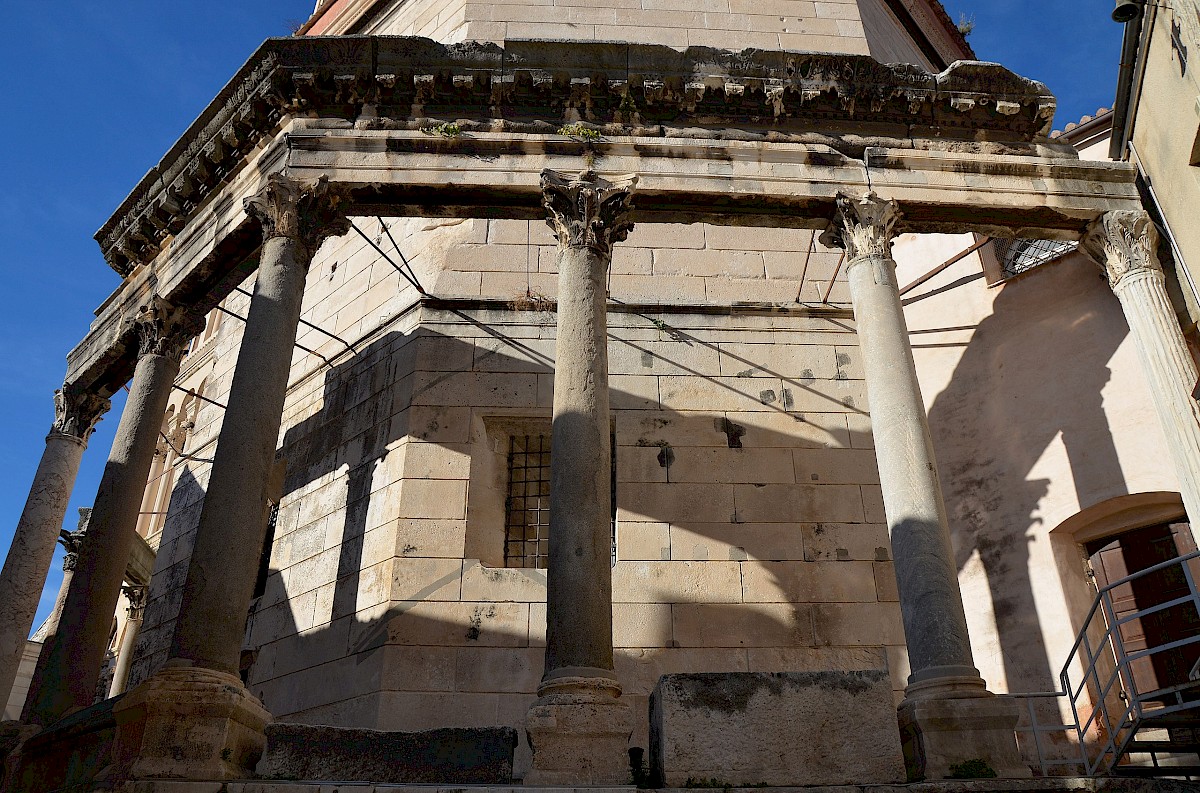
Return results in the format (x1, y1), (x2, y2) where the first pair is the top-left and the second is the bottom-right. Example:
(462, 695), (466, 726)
(243, 174), (351, 256)
(541, 170), (638, 259)
(95, 38), (1057, 276)
(51, 388), (110, 443)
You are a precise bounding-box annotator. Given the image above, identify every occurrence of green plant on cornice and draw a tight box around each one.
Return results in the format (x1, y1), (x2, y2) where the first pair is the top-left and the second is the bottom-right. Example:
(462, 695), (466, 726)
(558, 123), (602, 141)
(421, 122), (463, 138)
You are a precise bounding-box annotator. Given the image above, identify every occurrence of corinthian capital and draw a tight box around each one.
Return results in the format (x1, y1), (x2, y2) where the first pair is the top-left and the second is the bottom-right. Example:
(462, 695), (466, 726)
(542, 170), (638, 258)
(820, 192), (902, 262)
(1081, 210), (1163, 290)
(244, 173), (351, 255)
(134, 297), (205, 362)
(51, 387), (110, 443)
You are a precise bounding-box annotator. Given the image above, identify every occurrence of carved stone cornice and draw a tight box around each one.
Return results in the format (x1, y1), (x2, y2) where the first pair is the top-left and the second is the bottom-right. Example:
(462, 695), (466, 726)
(542, 170), (637, 258)
(243, 174), (351, 256)
(95, 37), (1058, 275)
(50, 387), (110, 443)
(1081, 210), (1163, 291)
(821, 192), (902, 263)
(133, 297), (206, 362)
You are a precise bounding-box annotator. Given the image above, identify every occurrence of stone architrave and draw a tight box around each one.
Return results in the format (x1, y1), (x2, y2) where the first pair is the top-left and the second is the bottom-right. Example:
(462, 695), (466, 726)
(823, 192), (1026, 780)
(111, 173), (348, 781)
(1083, 211), (1200, 534)
(525, 169), (637, 785)
(0, 389), (107, 712)
(22, 299), (200, 727)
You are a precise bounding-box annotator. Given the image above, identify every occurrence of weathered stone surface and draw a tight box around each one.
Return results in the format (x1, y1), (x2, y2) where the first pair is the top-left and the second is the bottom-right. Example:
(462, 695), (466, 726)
(899, 692), (1030, 781)
(256, 722), (518, 783)
(6, 697), (119, 793)
(111, 667), (270, 780)
(650, 671), (905, 787)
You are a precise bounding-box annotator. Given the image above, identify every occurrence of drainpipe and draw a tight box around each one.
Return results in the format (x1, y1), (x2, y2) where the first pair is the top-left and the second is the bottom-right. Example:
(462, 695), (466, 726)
(1110, 1), (1147, 160)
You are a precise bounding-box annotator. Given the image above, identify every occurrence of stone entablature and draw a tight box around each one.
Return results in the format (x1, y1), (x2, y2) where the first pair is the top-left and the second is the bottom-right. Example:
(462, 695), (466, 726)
(96, 37), (1056, 278)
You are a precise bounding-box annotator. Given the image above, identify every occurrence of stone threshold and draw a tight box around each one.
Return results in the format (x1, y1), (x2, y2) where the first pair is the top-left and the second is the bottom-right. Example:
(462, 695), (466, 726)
(90, 779), (1200, 793)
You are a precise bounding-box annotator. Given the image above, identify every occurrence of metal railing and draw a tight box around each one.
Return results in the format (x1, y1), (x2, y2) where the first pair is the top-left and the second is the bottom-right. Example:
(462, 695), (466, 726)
(1005, 550), (1200, 776)
(1003, 690), (1086, 776)
(1062, 549), (1200, 775)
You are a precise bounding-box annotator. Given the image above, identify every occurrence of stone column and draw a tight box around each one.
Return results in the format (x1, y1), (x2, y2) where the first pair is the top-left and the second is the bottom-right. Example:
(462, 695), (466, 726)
(526, 169), (637, 785)
(823, 192), (1025, 780)
(42, 524), (88, 644)
(0, 393), (106, 710)
(22, 300), (198, 727)
(112, 173), (348, 781)
(108, 585), (147, 697)
(1083, 211), (1200, 533)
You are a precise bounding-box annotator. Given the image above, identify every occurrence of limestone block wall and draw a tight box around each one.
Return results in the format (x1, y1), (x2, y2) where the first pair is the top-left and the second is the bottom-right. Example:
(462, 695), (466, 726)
(128, 210), (895, 779)
(320, 0), (873, 57)
(241, 305), (899, 774)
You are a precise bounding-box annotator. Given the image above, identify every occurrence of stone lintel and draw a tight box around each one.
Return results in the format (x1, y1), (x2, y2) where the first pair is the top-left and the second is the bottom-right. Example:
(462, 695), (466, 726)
(97, 36), (1059, 275)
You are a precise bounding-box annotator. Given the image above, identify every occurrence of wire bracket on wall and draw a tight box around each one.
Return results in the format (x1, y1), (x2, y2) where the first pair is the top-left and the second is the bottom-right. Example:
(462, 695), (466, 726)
(350, 219), (428, 296)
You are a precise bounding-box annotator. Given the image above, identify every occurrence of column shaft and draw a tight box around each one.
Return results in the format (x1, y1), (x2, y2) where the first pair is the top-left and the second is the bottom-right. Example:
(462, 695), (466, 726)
(168, 177), (346, 673)
(0, 439), (85, 707)
(1114, 270), (1200, 522)
(847, 254), (977, 682)
(109, 587), (146, 697)
(0, 394), (104, 708)
(24, 349), (180, 724)
(1084, 211), (1200, 535)
(545, 242), (615, 678)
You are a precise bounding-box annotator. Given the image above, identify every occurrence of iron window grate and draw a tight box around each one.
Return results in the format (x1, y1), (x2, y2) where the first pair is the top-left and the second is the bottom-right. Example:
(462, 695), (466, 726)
(993, 238), (1079, 279)
(504, 434), (552, 569)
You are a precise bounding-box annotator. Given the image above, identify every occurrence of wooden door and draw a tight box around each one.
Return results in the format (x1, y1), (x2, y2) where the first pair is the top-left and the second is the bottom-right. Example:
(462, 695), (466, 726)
(1087, 522), (1200, 702)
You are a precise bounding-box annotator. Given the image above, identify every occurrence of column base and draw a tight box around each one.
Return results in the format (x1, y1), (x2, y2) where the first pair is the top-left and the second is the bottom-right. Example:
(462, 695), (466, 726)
(898, 675), (1029, 781)
(111, 666), (270, 780)
(525, 673), (633, 785)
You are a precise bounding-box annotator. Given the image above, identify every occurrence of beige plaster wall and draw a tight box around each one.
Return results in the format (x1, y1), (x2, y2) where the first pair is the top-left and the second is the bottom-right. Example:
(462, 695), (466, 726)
(1128, 1), (1200, 329)
(894, 231), (1181, 764)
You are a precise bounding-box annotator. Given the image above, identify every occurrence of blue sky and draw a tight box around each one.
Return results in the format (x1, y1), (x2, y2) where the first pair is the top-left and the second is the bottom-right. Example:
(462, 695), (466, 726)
(0, 1), (1125, 636)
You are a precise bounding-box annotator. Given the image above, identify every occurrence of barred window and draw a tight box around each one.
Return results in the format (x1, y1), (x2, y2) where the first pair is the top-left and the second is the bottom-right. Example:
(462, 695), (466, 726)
(501, 433), (618, 569)
(504, 434), (551, 569)
(993, 238), (1079, 280)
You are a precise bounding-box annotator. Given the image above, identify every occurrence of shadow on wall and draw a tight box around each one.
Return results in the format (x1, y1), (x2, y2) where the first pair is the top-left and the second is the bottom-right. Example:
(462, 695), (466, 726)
(917, 254), (1130, 699)
(127, 311), (889, 774)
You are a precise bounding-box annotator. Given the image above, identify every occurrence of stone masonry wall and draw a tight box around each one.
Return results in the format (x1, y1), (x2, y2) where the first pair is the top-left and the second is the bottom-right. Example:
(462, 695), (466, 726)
(351, 0), (872, 57)
(128, 215), (900, 779)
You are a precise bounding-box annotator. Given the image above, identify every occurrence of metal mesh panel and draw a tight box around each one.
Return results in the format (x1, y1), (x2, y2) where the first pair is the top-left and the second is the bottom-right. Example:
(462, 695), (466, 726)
(993, 238), (1079, 279)
(504, 434), (552, 569)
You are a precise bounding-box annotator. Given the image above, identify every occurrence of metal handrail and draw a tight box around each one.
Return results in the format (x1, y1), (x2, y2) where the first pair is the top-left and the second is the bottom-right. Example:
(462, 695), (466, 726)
(1014, 550), (1200, 777)
(1061, 549), (1200, 775)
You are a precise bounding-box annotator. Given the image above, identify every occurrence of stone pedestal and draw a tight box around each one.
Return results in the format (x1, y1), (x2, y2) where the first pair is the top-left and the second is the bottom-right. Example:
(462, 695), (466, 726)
(110, 666), (269, 780)
(526, 676), (633, 785)
(899, 688), (1026, 781)
(650, 671), (905, 787)
(526, 170), (637, 785)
